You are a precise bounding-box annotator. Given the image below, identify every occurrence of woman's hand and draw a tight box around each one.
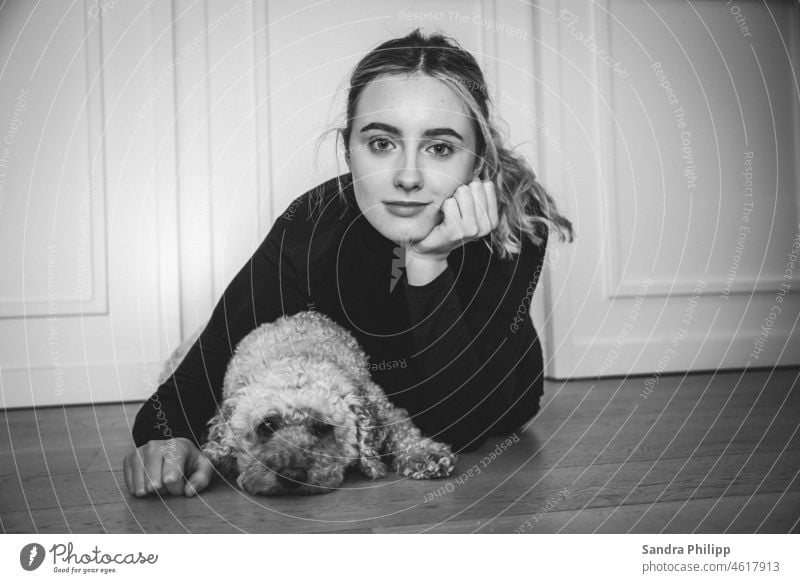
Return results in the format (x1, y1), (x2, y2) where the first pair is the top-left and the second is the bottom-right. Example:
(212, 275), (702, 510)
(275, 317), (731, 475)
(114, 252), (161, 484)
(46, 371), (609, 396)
(123, 437), (214, 498)
(407, 179), (499, 260)
(404, 180), (499, 286)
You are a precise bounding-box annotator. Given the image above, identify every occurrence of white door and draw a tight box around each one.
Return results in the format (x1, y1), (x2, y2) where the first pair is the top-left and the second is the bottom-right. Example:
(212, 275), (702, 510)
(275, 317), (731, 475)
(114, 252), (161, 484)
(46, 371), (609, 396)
(0, 0), (181, 408)
(535, 0), (800, 379)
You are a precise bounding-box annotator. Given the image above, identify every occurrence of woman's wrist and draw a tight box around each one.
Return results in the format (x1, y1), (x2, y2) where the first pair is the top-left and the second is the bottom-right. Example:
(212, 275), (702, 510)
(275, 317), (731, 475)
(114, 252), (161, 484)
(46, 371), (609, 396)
(405, 249), (449, 286)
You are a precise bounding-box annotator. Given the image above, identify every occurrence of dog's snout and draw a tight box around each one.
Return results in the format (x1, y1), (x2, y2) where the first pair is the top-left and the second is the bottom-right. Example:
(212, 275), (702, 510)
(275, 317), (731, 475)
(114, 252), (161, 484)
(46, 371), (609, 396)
(276, 468), (307, 489)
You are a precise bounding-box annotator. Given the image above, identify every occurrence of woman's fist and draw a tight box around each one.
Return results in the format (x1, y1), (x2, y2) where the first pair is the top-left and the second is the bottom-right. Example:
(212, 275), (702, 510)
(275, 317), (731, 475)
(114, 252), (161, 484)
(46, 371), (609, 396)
(123, 437), (214, 498)
(407, 179), (499, 260)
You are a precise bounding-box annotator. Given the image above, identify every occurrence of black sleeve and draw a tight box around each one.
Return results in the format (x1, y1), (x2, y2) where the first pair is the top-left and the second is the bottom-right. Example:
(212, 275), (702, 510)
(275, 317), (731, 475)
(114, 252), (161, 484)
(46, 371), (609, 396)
(131, 215), (309, 448)
(402, 232), (548, 453)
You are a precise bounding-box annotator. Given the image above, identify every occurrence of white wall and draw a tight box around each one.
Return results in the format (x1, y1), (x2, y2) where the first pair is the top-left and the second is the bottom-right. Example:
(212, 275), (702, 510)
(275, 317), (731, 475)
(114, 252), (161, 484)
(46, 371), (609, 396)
(0, 0), (797, 408)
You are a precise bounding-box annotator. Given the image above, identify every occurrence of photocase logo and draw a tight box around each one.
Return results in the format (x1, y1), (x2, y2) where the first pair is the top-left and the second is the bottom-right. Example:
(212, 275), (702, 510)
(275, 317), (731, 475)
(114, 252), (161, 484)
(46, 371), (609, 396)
(19, 543), (46, 571)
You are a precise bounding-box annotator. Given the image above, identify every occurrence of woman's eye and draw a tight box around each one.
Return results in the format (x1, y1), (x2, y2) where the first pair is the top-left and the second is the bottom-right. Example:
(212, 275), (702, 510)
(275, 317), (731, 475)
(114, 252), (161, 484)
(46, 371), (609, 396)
(369, 138), (394, 153)
(428, 142), (454, 157)
(368, 138), (453, 157)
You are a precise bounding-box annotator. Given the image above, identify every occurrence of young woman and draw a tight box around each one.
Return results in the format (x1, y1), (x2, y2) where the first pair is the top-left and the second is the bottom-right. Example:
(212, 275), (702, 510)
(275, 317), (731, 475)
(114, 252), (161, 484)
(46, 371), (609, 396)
(124, 29), (574, 498)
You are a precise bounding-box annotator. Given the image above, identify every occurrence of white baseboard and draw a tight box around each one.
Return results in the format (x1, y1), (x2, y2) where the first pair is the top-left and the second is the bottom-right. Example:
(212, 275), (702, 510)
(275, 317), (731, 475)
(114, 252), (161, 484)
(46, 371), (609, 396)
(0, 361), (165, 409)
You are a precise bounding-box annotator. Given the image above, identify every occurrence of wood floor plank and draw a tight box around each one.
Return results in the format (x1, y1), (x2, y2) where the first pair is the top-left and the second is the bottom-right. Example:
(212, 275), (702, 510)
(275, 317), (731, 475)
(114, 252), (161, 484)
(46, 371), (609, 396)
(2, 448), (797, 533)
(373, 491), (800, 533)
(4, 453), (797, 533)
(0, 443), (100, 477)
(537, 368), (798, 417)
(0, 500), (377, 534)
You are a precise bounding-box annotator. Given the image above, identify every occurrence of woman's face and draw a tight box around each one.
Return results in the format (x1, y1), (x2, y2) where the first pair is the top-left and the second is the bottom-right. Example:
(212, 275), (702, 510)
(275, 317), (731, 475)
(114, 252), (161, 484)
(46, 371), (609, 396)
(346, 74), (478, 245)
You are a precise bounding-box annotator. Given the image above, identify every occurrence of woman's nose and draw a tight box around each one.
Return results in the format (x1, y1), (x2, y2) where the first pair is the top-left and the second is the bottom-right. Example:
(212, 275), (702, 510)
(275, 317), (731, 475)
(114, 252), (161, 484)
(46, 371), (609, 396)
(393, 152), (423, 191)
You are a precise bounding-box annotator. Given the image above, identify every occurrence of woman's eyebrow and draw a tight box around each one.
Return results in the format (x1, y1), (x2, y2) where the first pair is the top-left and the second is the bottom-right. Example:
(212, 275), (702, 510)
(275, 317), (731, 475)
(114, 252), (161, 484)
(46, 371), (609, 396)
(360, 122), (464, 141)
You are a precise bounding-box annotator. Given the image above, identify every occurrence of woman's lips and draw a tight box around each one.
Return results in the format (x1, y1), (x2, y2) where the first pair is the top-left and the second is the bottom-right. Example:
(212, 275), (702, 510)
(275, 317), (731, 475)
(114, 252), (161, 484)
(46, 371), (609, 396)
(383, 201), (429, 218)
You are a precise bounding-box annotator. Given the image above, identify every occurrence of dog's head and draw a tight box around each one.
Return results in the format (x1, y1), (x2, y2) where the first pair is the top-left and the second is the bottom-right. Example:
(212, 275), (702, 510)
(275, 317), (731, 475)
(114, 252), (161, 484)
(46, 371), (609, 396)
(201, 359), (388, 495)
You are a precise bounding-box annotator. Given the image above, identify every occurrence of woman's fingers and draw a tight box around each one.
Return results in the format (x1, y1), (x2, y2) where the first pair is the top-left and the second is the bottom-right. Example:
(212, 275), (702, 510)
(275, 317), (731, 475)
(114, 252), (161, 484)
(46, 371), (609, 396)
(144, 444), (165, 494)
(470, 181), (493, 234)
(161, 447), (188, 497)
(123, 454), (133, 494)
(124, 439), (212, 498)
(454, 184), (478, 237)
(185, 452), (215, 497)
(130, 450), (149, 497)
(459, 180), (497, 237)
(484, 180), (499, 228)
(440, 196), (462, 230)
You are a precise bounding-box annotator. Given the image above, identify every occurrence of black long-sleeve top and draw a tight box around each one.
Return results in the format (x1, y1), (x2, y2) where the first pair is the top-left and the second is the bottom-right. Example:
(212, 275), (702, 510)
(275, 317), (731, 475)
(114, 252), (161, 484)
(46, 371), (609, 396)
(132, 173), (548, 453)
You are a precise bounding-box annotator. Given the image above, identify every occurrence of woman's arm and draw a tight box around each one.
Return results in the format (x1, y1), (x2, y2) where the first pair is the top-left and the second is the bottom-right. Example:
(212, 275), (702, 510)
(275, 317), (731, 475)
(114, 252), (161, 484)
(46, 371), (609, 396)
(401, 231), (548, 452)
(131, 214), (310, 448)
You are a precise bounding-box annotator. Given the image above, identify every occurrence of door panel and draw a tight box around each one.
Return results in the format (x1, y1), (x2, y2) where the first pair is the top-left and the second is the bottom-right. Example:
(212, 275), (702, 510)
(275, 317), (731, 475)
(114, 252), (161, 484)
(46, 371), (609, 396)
(537, 0), (799, 379)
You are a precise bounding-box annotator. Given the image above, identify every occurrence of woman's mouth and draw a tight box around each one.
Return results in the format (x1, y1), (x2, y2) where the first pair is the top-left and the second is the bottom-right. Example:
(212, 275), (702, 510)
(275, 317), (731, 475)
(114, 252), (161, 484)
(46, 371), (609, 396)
(383, 201), (429, 218)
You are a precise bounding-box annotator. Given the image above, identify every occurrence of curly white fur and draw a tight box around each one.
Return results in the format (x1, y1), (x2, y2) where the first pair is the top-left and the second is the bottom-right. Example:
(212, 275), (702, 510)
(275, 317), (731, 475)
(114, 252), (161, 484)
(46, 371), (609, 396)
(166, 311), (457, 495)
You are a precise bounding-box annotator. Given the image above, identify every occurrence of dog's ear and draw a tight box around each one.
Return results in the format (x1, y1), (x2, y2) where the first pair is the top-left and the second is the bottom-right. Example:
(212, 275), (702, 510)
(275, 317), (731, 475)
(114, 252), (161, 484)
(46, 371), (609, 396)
(200, 401), (239, 480)
(348, 393), (388, 480)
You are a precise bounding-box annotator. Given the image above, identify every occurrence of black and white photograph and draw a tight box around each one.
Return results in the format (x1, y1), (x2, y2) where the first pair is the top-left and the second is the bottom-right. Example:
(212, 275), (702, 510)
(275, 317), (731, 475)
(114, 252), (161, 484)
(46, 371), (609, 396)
(1, 0), (798, 574)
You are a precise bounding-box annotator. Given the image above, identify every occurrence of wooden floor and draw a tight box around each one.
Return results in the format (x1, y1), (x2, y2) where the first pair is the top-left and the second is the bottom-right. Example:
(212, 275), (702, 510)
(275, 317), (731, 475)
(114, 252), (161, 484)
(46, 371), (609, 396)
(2, 367), (798, 533)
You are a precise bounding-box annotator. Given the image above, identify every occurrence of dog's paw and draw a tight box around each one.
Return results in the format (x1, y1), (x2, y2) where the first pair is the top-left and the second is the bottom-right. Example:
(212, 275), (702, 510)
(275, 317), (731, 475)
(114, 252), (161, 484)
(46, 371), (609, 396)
(393, 441), (457, 479)
(358, 456), (388, 481)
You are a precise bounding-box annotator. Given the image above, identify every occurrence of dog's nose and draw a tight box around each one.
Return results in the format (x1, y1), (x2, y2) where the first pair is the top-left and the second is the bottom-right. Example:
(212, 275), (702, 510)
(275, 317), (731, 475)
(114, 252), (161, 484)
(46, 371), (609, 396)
(276, 468), (307, 489)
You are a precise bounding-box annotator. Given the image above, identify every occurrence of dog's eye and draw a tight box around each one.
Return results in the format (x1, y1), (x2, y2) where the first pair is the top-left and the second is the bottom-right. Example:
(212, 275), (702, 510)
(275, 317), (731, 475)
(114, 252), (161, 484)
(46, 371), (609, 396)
(311, 422), (334, 438)
(257, 419), (277, 438)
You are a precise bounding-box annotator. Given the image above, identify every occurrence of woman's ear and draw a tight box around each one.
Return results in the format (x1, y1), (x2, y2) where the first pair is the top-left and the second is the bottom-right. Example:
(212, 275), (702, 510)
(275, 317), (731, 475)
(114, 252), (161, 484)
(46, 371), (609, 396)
(200, 401), (239, 480)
